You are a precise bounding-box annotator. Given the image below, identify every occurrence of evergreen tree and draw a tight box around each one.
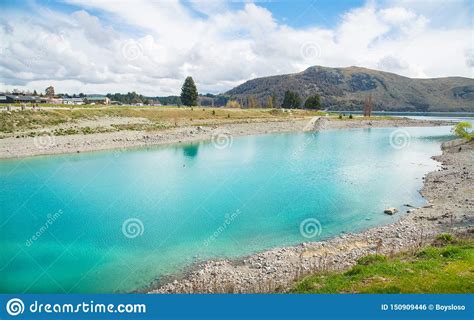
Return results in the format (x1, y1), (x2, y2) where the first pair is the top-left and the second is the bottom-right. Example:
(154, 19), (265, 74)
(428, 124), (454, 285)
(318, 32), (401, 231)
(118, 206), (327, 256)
(304, 94), (321, 109)
(180, 76), (198, 106)
(282, 90), (301, 109)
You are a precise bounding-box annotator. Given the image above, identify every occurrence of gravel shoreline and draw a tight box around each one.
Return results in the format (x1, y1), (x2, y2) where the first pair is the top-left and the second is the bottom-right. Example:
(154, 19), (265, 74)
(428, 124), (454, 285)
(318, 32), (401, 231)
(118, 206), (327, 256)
(149, 138), (473, 293)
(0, 117), (454, 159)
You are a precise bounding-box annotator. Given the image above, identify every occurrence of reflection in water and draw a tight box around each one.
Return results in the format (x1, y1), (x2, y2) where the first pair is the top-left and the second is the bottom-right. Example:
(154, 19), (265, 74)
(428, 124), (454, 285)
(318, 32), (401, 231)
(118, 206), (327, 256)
(182, 144), (199, 158)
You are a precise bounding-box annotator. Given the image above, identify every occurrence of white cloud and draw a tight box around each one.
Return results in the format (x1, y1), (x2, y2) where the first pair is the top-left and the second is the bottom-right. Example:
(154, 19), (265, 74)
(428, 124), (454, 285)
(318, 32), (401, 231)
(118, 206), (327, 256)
(0, 0), (472, 95)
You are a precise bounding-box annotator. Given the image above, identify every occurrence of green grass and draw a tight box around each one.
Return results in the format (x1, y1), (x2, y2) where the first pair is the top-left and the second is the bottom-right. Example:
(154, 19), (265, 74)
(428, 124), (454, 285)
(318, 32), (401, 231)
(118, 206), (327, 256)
(292, 237), (474, 294)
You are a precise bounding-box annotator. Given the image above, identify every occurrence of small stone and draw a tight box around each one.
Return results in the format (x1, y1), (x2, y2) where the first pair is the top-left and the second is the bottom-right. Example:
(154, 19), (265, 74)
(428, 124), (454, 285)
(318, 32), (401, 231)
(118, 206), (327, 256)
(384, 208), (398, 215)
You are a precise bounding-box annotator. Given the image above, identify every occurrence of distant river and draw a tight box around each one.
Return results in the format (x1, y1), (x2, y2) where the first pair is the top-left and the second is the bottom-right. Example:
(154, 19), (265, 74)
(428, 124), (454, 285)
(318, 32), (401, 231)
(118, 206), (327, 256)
(0, 125), (456, 293)
(330, 111), (474, 124)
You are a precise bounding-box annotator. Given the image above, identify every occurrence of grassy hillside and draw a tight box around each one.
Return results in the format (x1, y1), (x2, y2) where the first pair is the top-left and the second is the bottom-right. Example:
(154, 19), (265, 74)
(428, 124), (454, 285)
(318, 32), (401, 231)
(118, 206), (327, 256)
(226, 66), (474, 112)
(292, 235), (474, 294)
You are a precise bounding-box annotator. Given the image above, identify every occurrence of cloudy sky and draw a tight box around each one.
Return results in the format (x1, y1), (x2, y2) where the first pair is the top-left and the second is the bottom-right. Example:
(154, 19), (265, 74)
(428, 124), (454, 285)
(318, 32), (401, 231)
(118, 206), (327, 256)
(1, 0), (473, 96)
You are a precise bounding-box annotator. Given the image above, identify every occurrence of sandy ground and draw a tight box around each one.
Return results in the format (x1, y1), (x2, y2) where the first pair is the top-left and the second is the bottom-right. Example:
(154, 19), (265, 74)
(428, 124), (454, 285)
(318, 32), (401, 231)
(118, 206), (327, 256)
(150, 139), (473, 293)
(0, 117), (454, 159)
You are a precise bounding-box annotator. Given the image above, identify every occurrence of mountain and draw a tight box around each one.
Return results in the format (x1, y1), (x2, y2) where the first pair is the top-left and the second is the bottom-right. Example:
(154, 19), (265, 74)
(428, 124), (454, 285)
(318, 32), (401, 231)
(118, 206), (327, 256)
(225, 66), (474, 112)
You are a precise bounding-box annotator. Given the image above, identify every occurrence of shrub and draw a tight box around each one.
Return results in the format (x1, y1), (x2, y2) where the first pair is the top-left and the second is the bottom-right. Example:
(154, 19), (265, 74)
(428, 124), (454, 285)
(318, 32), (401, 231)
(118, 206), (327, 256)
(415, 247), (439, 259)
(440, 246), (462, 258)
(344, 265), (363, 276)
(436, 233), (454, 244)
(338, 114), (342, 119)
(451, 121), (473, 141)
(225, 100), (241, 108)
(349, 114), (353, 119)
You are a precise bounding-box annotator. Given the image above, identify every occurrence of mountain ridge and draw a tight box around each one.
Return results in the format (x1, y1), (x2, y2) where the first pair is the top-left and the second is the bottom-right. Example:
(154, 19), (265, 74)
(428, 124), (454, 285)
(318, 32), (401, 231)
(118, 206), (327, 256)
(225, 66), (474, 112)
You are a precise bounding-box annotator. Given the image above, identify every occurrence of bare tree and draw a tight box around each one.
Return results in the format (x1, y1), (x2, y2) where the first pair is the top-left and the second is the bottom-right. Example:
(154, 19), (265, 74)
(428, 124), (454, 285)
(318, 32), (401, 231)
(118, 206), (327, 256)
(363, 94), (373, 117)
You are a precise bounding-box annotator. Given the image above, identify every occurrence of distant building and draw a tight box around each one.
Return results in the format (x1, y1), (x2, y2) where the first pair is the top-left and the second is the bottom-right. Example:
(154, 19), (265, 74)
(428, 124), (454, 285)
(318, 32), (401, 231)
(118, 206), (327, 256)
(0, 95), (40, 103)
(63, 98), (85, 105)
(48, 98), (64, 104)
(86, 95), (110, 105)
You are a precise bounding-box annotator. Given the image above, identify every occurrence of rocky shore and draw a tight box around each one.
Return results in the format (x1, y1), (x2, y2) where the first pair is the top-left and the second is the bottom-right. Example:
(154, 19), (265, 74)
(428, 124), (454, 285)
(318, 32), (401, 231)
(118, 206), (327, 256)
(149, 139), (473, 293)
(0, 117), (453, 159)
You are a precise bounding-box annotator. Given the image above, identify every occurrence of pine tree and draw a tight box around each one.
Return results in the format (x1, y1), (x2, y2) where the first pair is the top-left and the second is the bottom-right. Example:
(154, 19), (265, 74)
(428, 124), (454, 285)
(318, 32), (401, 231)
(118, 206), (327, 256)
(282, 90), (301, 109)
(180, 76), (198, 107)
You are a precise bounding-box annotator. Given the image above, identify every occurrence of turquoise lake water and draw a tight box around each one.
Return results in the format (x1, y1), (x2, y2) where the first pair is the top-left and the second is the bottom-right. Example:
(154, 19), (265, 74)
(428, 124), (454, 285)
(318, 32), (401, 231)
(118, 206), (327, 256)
(0, 125), (455, 293)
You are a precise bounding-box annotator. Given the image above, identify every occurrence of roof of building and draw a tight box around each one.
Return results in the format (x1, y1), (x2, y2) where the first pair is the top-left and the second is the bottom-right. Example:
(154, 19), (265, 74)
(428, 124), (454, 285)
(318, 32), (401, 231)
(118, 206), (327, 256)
(86, 96), (108, 100)
(63, 97), (84, 101)
(5, 95), (39, 101)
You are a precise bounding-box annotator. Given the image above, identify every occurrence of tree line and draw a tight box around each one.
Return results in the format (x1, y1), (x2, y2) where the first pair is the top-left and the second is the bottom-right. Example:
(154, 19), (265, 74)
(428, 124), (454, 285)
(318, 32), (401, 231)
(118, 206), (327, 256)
(6, 78), (323, 110)
(106, 92), (151, 104)
(180, 76), (321, 109)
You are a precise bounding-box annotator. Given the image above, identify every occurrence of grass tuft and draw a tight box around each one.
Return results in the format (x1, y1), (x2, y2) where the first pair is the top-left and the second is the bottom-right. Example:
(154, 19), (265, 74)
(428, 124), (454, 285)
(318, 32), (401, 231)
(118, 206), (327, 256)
(292, 236), (474, 294)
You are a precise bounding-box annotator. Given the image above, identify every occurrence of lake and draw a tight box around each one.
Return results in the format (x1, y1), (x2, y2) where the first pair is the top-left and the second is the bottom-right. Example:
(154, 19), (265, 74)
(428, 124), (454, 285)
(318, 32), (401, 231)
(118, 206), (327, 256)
(0, 125), (455, 293)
